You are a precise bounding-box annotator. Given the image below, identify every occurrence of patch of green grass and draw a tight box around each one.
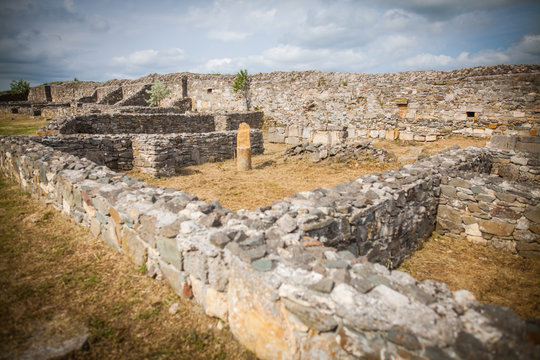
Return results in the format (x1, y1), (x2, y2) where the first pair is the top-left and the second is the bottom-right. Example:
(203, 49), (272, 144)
(0, 114), (48, 136)
(137, 307), (160, 320)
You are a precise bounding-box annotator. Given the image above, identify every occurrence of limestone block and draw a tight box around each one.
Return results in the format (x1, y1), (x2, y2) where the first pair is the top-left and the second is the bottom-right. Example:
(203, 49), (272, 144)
(399, 132), (414, 141)
(356, 129), (368, 138)
(285, 136), (301, 145)
(413, 135), (425, 142)
(287, 125), (303, 138)
(312, 131), (329, 145)
(205, 288), (228, 321)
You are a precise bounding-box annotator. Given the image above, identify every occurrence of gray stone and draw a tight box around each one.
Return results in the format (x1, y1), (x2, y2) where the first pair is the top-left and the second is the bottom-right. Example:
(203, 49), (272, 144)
(208, 257), (228, 291)
(156, 236), (182, 269)
(282, 298), (338, 332)
(308, 278), (335, 293)
(251, 258), (276, 272)
(209, 231), (231, 249)
(19, 314), (89, 360)
(276, 213), (297, 233)
(386, 325), (421, 351)
(183, 251), (207, 282)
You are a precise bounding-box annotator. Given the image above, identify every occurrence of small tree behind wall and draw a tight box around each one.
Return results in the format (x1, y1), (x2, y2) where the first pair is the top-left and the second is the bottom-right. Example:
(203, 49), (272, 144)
(146, 80), (171, 107)
(232, 69), (250, 111)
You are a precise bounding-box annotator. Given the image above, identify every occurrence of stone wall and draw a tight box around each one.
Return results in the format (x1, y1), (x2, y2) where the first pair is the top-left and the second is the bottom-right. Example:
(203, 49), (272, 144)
(213, 111), (264, 132)
(1, 136), (538, 359)
(43, 113), (216, 135)
(132, 130), (264, 177)
(40, 101), (192, 120)
(34, 135), (134, 171)
(436, 138), (540, 257)
(39, 111), (264, 136)
(24, 65), (540, 139)
(31, 130), (264, 177)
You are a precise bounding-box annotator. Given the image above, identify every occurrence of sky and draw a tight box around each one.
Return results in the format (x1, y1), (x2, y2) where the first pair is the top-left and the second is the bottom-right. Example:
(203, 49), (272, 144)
(0, 0), (539, 90)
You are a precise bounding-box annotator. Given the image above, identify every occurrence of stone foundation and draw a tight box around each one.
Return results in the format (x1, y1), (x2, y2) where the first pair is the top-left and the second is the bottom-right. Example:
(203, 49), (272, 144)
(1, 135), (538, 359)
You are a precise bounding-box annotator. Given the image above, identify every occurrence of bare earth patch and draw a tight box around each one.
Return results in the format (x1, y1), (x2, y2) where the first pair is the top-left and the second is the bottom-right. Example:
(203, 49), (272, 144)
(0, 177), (255, 360)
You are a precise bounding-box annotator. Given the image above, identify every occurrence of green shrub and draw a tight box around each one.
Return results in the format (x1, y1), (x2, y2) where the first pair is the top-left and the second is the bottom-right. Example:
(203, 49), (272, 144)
(146, 80), (171, 107)
(10, 79), (30, 95)
(232, 69), (251, 110)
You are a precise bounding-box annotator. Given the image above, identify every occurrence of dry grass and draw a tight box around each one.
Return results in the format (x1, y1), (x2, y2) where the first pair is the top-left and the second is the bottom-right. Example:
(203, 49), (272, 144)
(128, 143), (400, 211)
(399, 233), (540, 319)
(0, 177), (255, 359)
(0, 113), (48, 136)
(128, 136), (486, 212)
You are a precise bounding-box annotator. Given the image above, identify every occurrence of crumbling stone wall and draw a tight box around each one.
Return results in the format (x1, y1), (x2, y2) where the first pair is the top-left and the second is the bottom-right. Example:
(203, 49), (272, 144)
(31, 130), (264, 177)
(42, 113), (216, 135)
(24, 65), (539, 139)
(35, 135), (133, 171)
(436, 136), (540, 257)
(1, 136), (537, 360)
(132, 130), (264, 177)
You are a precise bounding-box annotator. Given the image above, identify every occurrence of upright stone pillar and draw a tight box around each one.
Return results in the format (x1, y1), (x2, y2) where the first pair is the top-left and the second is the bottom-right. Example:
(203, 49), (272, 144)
(237, 123), (252, 171)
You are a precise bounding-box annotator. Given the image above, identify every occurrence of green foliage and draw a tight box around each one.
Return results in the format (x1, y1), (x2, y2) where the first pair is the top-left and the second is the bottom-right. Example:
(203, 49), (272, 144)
(10, 79), (30, 95)
(232, 69), (251, 110)
(146, 80), (171, 107)
(73, 77), (80, 82)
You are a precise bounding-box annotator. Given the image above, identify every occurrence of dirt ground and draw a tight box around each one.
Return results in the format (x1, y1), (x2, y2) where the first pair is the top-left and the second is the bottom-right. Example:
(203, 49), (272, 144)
(0, 177), (255, 360)
(128, 136), (486, 212)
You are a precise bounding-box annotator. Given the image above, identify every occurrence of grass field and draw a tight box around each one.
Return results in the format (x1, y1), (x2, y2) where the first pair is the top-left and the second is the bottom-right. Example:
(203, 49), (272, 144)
(0, 113), (48, 136)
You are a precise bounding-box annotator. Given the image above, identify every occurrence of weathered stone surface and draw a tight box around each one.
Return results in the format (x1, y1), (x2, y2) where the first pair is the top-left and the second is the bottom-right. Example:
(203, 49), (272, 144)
(156, 236), (182, 269)
(479, 220), (515, 236)
(19, 314), (89, 360)
(251, 258), (276, 272)
(386, 325), (421, 351)
(282, 298), (338, 332)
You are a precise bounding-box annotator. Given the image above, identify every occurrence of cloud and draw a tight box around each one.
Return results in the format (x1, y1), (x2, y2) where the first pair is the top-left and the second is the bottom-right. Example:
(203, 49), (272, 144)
(401, 34), (540, 70)
(208, 30), (249, 42)
(112, 48), (187, 77)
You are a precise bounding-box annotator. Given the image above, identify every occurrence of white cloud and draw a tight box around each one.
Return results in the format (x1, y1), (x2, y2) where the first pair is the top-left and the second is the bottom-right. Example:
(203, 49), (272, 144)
(113, 48), (185, 67)
(208, 30), (249, 42)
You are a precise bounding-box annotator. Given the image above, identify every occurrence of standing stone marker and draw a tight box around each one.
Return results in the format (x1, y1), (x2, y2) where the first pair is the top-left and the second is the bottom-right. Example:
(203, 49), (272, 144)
(237, 122), (252, 171)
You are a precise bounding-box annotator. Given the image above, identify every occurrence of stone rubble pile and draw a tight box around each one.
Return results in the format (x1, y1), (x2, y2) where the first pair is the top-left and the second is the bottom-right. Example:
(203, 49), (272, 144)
(283, 140), (396, 163)
(1, 135), (538, 359)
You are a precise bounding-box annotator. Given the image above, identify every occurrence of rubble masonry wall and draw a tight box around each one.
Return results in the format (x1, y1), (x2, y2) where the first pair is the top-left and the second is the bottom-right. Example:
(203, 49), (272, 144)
(1, 136), (537, 359)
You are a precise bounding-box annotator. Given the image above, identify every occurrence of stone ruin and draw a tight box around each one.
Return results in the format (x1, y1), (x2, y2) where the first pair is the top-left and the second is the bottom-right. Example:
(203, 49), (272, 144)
(0, 65), (539, 359)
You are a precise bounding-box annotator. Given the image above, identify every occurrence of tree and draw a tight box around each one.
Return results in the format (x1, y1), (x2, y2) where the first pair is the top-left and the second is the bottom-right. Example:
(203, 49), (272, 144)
(146, 80), (171, 107)
(232, 69), (250, 110)
(10, 79), (30, 95)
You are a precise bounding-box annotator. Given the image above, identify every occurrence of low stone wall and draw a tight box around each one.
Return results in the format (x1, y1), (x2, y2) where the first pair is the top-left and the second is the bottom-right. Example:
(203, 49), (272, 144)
(269, 123), (539, 146)
(41, 113), (216, 135)
(436, 147), (540, 257)
(34, 135), (134, 171)
(40, 101), (193, 120)
(214, 112), (264, 131)
(38, 112), (264, 136)
(31, 131), (264, 178)
(0, 102), (71, 117)
(1, 137), (538, 359)
(132, 130), (264, 177)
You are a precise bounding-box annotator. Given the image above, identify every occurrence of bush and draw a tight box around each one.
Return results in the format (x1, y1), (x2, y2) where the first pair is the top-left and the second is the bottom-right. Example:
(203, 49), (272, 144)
(146, 80), (171, 107)
(232, 69), (250, 110)
(10, 79), (30, 95)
